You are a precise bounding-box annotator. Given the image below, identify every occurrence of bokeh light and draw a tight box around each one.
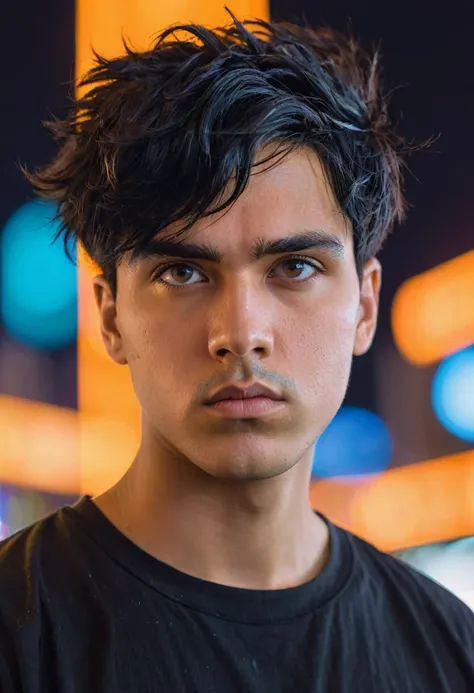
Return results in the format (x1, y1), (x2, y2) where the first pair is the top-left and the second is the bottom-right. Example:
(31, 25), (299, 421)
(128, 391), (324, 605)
(312, 406), (393, 478)
(391, 251), (474, 366)
(432, 346), (474, 442)
(0, 520), (9, 541)
(398, 536), (474, 611)
(0, 200), (77, 349)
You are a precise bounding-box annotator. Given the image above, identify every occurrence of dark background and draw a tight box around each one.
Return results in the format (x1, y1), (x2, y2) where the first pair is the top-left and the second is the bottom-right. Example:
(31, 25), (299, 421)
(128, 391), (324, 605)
(0, 0), (77, 409)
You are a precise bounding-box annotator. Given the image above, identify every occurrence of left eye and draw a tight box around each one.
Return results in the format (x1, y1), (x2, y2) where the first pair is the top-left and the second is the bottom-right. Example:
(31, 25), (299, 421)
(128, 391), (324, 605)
(271, 258), (321, 281)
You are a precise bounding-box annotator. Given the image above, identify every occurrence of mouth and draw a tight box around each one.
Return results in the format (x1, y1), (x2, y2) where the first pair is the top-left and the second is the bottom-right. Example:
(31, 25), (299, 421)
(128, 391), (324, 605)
(205, 396), (286, 418)
(203, 383), (286, 418)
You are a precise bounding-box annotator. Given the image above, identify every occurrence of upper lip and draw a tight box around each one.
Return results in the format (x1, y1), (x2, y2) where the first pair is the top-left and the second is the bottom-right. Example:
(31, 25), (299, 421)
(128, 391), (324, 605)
(204, 382), (285, 405)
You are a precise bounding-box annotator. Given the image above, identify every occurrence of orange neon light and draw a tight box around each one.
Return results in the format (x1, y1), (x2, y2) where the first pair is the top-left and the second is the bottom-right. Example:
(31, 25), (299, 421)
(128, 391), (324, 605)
(0, 395), (138, 496)
(392, 251), (474, 367)
(76, 0), (268, 88)
(0, 395), (79, 495)
(310, 449), (474, 552)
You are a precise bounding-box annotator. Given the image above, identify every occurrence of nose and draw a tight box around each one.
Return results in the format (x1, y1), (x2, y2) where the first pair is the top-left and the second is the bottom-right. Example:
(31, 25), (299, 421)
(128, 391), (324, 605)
(207, 279), (274, 362)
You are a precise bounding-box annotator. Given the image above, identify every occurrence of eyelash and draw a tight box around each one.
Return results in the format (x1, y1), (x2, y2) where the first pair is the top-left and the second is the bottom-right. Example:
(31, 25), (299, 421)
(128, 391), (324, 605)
(152, 255), (324, 291)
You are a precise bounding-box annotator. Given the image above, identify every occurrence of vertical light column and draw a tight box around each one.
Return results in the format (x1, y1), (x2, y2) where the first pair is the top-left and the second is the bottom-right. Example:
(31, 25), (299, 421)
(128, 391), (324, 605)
(76, 0), (269, 496)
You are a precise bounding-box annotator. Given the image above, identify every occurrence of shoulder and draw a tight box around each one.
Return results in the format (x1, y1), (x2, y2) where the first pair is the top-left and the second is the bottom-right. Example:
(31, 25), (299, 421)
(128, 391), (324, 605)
(0, 505), (73, 568)
(0, 509), (82, 689)
(344, 526), (474, 645)
(0, 507), (78, 624)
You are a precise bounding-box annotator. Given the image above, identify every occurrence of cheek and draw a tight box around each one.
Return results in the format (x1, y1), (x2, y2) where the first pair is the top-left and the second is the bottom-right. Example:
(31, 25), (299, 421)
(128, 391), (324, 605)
(121, 292), (186, 359)
(121, 309), (200, 407)
(285, 291), (358, 349)
(283, 300), (358, 392)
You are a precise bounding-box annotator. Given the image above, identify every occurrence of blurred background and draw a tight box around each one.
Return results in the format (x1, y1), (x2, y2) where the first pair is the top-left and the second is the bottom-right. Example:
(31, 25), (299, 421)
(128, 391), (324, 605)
(1, 1), (473, 608)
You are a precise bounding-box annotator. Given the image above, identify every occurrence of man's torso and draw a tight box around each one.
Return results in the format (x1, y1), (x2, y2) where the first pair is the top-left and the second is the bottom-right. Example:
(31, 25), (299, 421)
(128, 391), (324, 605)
(1, 497), (474, 693)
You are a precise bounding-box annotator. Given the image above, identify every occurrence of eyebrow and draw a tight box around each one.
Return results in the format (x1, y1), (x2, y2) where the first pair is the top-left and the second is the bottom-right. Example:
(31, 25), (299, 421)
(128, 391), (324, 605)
(130, 229), (346, 265)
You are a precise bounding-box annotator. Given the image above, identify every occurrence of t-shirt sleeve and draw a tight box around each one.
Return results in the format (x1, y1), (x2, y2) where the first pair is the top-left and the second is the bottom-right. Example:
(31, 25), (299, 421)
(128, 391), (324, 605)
(423, 572), (474, 647)
(352, 532), (474, 665)
(391, 551), (474, 664)
(0, 522), (45, 693)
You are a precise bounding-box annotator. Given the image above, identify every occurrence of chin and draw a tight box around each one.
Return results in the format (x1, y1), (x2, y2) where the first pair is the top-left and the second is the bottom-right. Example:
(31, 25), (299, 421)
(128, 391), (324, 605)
(204, 466), (292, 482)
(194, 450), (298, 482)
(179, 420), (316, 482)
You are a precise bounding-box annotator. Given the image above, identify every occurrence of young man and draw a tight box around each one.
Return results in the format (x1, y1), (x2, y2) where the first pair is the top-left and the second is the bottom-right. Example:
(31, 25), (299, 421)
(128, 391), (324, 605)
(1, 13), (473, 693)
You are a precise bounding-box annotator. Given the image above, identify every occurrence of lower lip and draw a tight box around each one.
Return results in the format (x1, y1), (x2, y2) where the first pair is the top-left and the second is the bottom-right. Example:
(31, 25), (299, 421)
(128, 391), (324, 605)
(206, 397), (285, 418)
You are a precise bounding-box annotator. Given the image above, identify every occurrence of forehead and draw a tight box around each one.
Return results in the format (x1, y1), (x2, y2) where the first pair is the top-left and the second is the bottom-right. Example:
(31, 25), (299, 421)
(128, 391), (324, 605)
(124, 147), (352, 270)
(185, 148), (348, 252)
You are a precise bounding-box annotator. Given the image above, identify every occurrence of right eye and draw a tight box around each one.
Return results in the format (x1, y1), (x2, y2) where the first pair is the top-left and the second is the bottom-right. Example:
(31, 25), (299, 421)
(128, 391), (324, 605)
(152, 263), (206, 289)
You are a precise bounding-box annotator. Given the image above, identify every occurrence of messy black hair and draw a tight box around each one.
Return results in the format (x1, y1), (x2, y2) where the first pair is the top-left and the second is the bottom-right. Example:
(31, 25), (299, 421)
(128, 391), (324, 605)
(25, 9), (408, 297)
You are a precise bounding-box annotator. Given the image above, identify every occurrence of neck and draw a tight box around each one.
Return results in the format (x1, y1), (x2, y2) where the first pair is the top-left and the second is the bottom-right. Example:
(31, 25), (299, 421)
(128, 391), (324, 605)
(93, 440), (329, 591)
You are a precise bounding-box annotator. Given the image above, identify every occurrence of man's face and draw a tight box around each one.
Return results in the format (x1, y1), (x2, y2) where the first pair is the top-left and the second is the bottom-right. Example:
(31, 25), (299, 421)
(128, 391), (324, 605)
(95, 147), (381, 481)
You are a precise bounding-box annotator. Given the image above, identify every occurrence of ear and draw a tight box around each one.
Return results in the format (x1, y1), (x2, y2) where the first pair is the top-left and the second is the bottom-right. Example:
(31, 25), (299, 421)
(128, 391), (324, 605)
(353, 257), (382, 356)
(92, 275), (128, 366)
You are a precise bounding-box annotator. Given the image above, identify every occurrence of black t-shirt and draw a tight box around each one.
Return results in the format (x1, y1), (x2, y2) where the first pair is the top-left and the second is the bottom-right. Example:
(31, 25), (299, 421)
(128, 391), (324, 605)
(1, 497), (474, 692)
